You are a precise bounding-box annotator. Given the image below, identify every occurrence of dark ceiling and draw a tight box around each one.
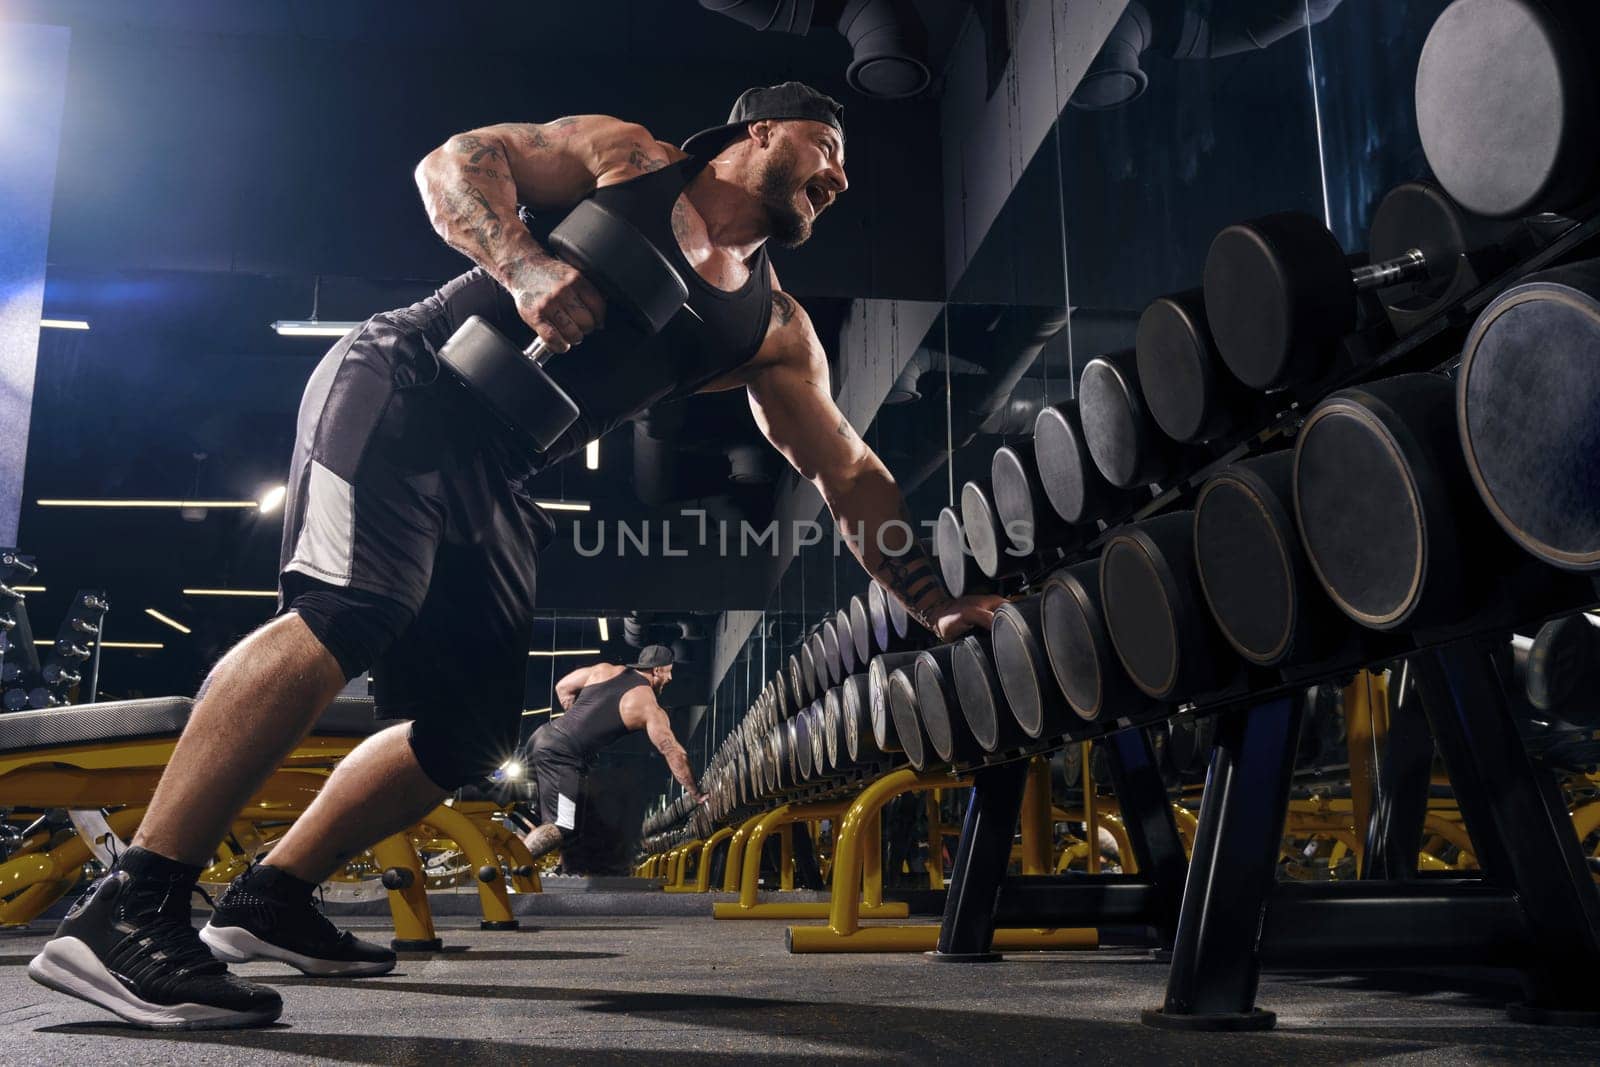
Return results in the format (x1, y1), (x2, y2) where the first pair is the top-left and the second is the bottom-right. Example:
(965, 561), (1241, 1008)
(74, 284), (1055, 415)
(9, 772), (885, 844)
(4, 0), (978, 703)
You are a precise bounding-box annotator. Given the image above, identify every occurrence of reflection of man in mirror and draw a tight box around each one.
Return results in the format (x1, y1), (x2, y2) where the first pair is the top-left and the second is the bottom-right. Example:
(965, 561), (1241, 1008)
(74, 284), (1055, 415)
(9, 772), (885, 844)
(522, 646), (699, 859)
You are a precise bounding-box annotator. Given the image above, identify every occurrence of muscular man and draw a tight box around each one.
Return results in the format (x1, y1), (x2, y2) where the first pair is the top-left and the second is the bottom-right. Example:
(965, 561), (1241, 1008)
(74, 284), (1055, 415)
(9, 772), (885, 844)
(520, 645), (700, 862)
(30, 82), (1002, 1030)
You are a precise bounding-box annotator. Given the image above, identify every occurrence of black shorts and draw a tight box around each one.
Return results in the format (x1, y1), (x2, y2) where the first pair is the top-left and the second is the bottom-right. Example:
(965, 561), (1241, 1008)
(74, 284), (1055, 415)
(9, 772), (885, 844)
(527, 730), (587, 839)
(277, 310), (555, 783)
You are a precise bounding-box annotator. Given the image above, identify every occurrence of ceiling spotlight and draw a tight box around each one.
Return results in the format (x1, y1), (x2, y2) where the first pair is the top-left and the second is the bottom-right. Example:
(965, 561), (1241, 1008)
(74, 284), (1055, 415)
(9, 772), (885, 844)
(258, 485), (287, 514)
(585, 439), (600, 471)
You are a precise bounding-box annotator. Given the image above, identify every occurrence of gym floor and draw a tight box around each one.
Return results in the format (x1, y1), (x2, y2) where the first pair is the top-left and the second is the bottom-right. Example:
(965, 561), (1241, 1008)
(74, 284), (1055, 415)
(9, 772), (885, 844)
(3, 913), (1598, 1064)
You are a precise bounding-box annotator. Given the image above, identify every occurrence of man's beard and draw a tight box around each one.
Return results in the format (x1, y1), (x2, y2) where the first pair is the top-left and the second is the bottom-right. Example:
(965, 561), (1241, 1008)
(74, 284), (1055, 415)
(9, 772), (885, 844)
(756, 147), (813, 249)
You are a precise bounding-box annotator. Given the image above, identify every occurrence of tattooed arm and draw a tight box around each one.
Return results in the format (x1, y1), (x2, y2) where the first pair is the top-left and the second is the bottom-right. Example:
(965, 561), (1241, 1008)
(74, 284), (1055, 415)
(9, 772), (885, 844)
(745, 292), (1004, 639)
(413, 115), (681, 351)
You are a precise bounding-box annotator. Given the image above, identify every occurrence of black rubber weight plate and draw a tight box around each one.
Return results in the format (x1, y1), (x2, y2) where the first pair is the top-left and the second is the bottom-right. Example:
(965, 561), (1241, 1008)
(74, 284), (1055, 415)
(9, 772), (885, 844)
(952, 643), (999, 751)
(992, 612), (1043, 736)
(1195, 478), (1294, 661)
(1415, 0), (1584, 218)
(1042, 580), (1103, 718)
(1137, 298), (1209, 443)
(1036, 409), (1090, 522)
(1296, 408), (1423, 624)
(1080, 361), (1141, 488)
(1102, 539), (1178, 696)
(914, 660), (955, 758)
(1205, 226), (1293, 390)
(1462, 286), (1600, 569)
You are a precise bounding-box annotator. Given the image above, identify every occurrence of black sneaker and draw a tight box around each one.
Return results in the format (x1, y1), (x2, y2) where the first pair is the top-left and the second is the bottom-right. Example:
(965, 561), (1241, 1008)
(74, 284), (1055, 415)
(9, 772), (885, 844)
(200, 869), (395, 977)
(28, 871), (282, 1030)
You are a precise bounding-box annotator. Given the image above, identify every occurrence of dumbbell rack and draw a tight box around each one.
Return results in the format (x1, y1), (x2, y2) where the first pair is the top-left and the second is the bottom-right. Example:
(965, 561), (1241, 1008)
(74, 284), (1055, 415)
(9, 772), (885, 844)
(0, 551), (108, 712)
(923, 204), (1600, 1027)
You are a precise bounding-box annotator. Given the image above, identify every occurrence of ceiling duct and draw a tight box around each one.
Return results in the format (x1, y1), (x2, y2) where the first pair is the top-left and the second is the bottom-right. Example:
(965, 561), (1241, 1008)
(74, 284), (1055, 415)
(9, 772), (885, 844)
(698, 0), (931, 98)
(1071, 0), (1347, 112)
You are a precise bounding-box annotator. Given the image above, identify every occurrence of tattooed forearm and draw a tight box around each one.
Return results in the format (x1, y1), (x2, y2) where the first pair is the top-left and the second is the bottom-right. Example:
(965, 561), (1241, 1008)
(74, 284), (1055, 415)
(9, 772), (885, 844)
(871, 523), (951, 631)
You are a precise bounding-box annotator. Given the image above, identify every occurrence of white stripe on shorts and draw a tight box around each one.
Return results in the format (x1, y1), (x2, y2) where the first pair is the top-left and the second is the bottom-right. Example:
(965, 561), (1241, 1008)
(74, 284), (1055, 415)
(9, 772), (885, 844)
(285, 459), (356, 585)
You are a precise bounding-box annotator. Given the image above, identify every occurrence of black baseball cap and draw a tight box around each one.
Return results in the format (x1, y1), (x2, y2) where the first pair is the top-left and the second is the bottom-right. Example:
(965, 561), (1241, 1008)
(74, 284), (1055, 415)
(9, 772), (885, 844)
(681, 81), (845, 159)
(629, 644), (676, 669)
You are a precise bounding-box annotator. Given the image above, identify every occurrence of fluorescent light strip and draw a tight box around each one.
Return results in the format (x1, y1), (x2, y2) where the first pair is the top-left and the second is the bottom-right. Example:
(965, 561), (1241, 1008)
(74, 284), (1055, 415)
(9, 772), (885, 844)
(585, 439), (600, 471)
(145, 608), (192, 635)
(36, 640), (163, 650)
(528, 648), (601, 657)
(272, 320), (363, 338)
(14, 586), (44, 593)
(521, 706), (553, 717)
(534, 500), (590, 512)
(37, 499), (259, 509)
(182, 588), (278, 598)
(598, 617), (609, 641)
(41, 318), (89, 330)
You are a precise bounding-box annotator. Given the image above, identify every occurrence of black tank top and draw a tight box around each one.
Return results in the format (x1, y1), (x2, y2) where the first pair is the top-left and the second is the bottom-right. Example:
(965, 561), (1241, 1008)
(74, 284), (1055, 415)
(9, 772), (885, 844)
(548, 668), (650, 761)
(404, 157), (774, 473)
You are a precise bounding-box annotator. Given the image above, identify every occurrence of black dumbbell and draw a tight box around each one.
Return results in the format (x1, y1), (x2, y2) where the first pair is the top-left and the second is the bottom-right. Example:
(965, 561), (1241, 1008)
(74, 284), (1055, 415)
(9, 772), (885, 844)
(834, 609), (857, 676)
(42, 663), (81, 687)
(1033, 400), (1140, 526)
(3, 688), (26, 712)
(936, 506), (988, 600)
(1416, 0), (1600, 219)
(1079, 348), (1187, 489)
(849, 594), (875, 664)
(477, 865), (500, 883)
(992, 442), (1089, 558)
(1136, 289), (1272, 446)
(1525, 613), (1600, 728)
(1041, 559), (1157, 724)
(436, 198), (692, 452)
(1457, 259), (1600, 574)
(1205, 186), (1524, 391)
(885, 666), (931, 771)
(960, 480), (1029, 581)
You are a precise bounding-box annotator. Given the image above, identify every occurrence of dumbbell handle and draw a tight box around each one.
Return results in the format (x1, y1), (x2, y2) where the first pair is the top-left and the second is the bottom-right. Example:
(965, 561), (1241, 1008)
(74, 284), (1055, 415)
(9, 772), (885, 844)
(1352, 247), (1429, 292)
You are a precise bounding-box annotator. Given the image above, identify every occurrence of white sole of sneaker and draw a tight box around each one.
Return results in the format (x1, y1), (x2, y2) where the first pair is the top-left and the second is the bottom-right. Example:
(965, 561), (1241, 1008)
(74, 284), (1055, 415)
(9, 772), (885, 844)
(27, 936), (281, 1031)
(199, 922), (395, 977)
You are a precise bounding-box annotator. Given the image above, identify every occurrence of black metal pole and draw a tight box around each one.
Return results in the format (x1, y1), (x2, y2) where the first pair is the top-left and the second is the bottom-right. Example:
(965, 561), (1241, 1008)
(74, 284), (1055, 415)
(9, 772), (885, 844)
(1144, 696), (1300, 1031)
(932, 759), (1029, 960)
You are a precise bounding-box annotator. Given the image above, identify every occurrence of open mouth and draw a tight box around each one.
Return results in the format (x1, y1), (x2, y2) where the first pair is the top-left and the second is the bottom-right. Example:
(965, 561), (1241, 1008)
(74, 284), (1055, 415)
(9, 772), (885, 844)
(803, 182), (828, 216)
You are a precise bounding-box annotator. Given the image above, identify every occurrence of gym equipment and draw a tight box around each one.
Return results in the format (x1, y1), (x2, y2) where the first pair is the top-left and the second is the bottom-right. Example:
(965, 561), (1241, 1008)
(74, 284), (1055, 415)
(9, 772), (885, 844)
(842, 673), (888, 764)
(1458, 260), (1600, 572)
(936, 507), (989, 599)
(885, 667), (931, 771)
(867, 650), (921, 755)
(849, 594), (875, 663)
(990, 596), (1073, 741)
(960, 480), (1032, 580)
(1100, 513), (1235, 702)
(1136, 289), (1271, 445)
(951, 633), (1029, 754)
(1193, 451), (1348, 666)
(436, 199), (691, 452)
(1034, 399), (1137, 525)
(1204, 187), (1521, 391)
(866, 580), (916, 651)
(1295, 374), (1493, 630)
(834, 609), (858, 676)
(1416, 0), (1600, 218)
(787, 655), (808, 709)
(1079, 348), (1184, 489)
(912, 644), (987, 764)
(1524, 612), (1600, 727)
(1165, 715), (1215, 778)
(992, 442), (1085, 557)
(1041, 560), (1153, 723)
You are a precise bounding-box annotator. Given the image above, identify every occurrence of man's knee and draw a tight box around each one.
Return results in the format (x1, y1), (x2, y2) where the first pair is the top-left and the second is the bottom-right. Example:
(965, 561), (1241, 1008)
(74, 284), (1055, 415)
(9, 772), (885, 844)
(286, 579), (413, 681)
(406, 719), (514, 791)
